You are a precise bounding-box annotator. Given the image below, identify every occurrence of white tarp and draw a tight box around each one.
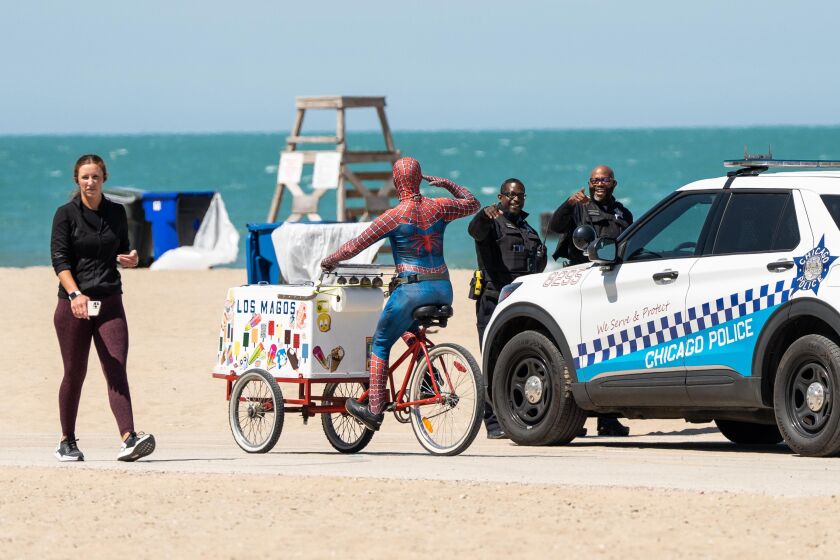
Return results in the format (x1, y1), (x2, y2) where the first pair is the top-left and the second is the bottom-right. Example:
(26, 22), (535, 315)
(272, 222), (385, 283)
(150, 193), (240, 270)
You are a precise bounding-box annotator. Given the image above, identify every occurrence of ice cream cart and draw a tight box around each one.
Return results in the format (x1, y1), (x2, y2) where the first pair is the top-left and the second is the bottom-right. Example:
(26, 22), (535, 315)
(212, 264), (485, 455)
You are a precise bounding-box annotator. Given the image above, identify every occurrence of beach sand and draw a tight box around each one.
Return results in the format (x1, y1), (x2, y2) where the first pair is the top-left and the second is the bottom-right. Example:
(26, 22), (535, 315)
(3, 267), (839, 559)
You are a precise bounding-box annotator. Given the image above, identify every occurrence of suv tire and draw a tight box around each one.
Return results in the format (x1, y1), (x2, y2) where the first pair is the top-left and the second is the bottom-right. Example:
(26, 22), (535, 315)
(714, 419), (783, 445)
(774, 334), (840, 457)
(492, 331), (586, 446)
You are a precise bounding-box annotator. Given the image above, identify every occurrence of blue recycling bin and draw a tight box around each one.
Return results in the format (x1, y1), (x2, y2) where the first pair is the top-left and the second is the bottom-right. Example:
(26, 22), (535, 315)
(141, 191), (215, 260)
(246, 223), (282, 285)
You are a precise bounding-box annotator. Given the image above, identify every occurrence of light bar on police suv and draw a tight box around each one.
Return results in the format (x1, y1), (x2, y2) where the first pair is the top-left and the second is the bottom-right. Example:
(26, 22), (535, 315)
(724, 159), (840, 169)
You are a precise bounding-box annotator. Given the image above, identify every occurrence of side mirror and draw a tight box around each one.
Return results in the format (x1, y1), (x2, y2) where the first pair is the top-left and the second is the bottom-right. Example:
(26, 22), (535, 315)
(587, 237), (618, 264)
(572, 224), (597, 251)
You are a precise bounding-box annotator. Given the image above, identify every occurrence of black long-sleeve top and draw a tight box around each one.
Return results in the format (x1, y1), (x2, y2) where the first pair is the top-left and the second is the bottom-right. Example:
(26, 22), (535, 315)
(51, 196), (130, 298)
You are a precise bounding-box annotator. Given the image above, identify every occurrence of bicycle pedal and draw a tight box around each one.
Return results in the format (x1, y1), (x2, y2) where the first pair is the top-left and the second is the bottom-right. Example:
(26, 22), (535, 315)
(383, 402), (396, 412)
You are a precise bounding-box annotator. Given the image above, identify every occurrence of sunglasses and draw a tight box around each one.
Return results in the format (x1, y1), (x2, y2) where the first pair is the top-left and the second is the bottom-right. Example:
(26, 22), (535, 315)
(501, 191), (526, 200)
(590, 177), (614, 185)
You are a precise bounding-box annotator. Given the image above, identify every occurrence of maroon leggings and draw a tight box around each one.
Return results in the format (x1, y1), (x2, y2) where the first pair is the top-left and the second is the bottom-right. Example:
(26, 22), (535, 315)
(54, 294), (134, 436)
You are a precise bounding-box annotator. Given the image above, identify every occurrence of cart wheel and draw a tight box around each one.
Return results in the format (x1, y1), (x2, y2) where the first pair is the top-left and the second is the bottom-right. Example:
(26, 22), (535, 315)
(228, 369), (284, 453)
(408, 343), (484, 456)
(321, 382), (374, 453)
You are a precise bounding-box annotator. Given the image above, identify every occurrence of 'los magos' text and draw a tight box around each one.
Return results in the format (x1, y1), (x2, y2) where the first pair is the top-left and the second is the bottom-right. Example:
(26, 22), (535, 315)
(235, 299), (297, 316)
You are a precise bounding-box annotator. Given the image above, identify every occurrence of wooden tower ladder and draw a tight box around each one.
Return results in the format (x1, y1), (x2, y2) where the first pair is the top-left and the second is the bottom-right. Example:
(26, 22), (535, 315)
(266, 96), (401, 223)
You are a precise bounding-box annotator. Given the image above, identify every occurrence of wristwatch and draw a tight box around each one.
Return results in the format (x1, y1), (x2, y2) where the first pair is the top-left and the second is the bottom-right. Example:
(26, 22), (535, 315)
(69, 290), (82, 300)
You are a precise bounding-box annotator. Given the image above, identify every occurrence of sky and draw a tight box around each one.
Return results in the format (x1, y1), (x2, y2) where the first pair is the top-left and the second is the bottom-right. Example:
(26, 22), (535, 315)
(3, 0), (839, 134)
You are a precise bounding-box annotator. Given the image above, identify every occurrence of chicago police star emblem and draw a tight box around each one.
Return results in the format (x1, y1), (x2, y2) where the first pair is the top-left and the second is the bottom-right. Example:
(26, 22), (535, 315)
(793, 235), (837, 295)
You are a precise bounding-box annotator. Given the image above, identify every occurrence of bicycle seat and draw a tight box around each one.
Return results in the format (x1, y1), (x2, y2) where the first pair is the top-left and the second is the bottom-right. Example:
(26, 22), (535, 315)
(412, 305), (454, 328)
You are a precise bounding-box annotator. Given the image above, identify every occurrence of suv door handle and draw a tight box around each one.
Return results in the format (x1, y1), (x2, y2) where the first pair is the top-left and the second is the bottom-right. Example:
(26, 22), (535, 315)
(767, 260), (794, 272)
(652, 269), (679, 282)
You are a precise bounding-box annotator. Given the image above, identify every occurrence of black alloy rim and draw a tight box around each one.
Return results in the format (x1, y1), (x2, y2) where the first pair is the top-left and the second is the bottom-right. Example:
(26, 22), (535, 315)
(787, 360), (833, 437)
(505, 354), (551, 427)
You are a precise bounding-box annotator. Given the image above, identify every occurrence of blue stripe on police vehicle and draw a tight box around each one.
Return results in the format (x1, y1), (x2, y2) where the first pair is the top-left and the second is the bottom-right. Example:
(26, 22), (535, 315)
(573, 235), (836, 382)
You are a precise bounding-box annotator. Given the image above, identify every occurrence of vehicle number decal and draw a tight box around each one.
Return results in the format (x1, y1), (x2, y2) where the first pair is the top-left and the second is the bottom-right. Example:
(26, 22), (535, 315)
(543, 269), (584, 287)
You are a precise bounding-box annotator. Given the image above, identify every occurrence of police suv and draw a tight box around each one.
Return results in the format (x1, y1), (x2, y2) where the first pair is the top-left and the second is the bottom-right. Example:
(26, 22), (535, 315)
(483, 158), (840, 457)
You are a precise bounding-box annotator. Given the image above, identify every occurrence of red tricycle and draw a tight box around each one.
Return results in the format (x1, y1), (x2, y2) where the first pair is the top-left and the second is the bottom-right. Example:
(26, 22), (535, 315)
(212, 265), (484, 456)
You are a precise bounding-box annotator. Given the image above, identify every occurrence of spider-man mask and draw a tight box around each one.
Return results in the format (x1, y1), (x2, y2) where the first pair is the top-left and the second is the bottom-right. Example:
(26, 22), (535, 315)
(393, 157), (422, 200)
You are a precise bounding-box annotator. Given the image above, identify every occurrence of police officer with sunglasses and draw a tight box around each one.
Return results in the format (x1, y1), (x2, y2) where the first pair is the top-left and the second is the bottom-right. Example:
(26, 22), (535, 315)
(469, 178), (547, 439)
(550, 165), (633, 265)
(549, 165), (633, 436)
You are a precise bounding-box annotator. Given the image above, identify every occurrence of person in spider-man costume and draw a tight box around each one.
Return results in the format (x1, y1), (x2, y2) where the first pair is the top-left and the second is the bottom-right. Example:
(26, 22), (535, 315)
(320, 156), (479, 430)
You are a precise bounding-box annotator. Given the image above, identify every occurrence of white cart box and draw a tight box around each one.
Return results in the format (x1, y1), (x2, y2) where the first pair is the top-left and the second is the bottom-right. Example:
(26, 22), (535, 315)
(215, 284), (384, 378)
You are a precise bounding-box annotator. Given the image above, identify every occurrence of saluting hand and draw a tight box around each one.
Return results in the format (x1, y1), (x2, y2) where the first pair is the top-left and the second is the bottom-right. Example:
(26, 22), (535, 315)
(567, 188), (590, 205)
(117, 249), (139, 268)
(483, 205), (502, 220)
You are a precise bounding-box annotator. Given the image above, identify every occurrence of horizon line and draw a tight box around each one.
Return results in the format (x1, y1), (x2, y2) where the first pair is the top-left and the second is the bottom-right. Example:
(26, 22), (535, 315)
(3, 122), (840, 138)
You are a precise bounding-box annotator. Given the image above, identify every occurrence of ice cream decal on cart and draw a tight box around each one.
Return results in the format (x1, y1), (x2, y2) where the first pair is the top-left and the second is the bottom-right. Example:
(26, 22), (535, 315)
(216, 267), (385, 379)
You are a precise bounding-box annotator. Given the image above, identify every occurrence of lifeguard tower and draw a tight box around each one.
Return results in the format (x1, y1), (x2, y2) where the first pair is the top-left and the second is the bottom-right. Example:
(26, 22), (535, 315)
(266, 96), (401, 223)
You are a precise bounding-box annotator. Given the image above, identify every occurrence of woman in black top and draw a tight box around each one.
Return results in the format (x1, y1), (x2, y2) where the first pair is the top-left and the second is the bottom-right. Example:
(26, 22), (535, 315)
(51, 154), (155, 462)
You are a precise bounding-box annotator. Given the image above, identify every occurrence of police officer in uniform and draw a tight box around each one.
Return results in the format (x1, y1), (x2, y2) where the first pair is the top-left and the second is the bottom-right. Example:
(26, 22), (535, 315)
(469, 178), (547, 439)
(549, 164), (633, 436)
(550, 164), (633, 265)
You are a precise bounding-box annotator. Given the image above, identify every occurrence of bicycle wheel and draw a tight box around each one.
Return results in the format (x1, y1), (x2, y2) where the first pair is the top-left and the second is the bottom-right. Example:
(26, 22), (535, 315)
(408, 343), (484, 456)
(228, 369), (284, 453)
(321, 382), (375, 453)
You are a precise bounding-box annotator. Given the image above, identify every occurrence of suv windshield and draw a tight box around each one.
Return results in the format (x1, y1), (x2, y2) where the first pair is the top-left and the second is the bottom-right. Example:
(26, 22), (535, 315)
(623, 192), (717, 261)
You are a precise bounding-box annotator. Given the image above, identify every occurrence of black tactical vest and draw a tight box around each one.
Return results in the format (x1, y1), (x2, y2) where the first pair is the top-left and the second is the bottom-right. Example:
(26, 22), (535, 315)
(561, 199), (631, 264)
(477, 213), (547, 289)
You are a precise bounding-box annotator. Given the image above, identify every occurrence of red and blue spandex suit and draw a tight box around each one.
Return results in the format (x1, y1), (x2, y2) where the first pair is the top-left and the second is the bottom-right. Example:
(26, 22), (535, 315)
(321, 157), (479, 414)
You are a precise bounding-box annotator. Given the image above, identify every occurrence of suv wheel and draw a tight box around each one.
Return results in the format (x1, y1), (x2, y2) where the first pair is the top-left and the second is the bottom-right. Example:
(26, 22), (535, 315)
(714, 419), (783, 445)
(492, 331), (586, 446)
(774, 334), (840, 457)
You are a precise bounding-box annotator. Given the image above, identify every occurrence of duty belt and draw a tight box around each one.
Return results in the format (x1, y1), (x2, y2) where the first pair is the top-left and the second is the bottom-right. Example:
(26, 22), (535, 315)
(393, 272), (450, 285)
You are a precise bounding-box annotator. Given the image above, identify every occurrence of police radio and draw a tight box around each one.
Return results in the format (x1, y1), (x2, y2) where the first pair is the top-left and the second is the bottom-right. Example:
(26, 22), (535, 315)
(529, 243), (546, 273)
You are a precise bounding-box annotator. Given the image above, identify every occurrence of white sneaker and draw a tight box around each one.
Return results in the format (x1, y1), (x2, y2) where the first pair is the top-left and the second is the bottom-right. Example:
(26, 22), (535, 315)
(54, 437), (84, 462)
(117, 432), (156, 462)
